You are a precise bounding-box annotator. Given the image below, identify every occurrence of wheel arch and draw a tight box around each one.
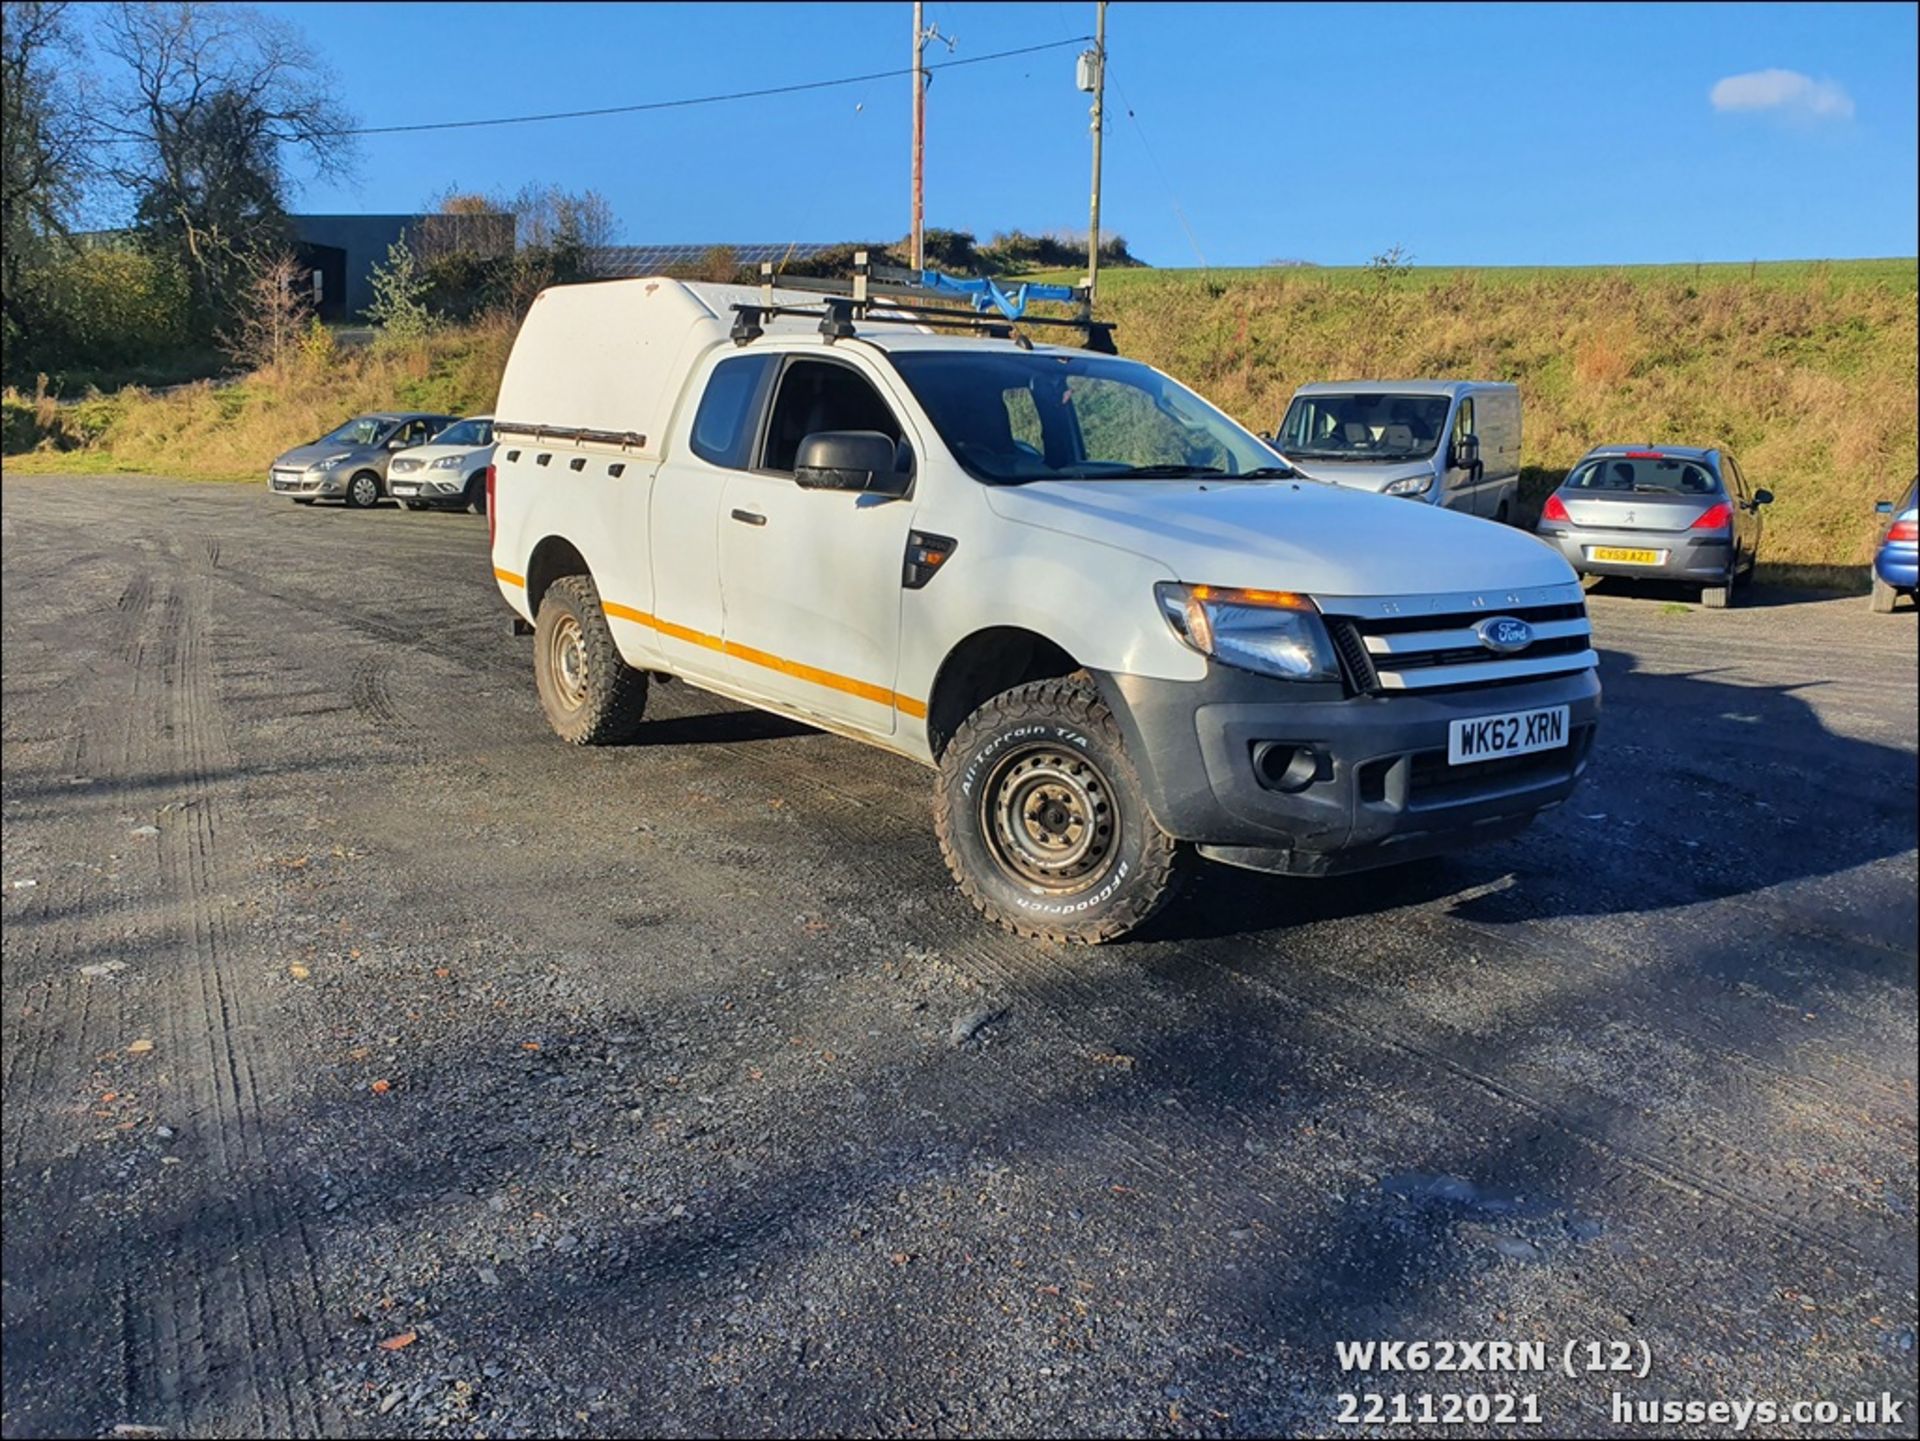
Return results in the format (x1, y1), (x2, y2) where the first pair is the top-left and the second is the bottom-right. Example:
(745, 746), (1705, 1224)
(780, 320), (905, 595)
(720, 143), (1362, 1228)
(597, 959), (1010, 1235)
(924, 626), (1080, 760)
(525, 535), (592, 616)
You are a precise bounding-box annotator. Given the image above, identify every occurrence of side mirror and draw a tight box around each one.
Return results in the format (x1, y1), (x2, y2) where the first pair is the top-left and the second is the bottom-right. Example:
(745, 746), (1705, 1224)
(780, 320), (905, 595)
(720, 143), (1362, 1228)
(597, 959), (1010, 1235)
(1452, 434), (1480, 470)
(1753, 488), (1774, 506)
(793, 431), (909, 497)
(1875, 499), (1894, 514)
(387, 437), (408, 450)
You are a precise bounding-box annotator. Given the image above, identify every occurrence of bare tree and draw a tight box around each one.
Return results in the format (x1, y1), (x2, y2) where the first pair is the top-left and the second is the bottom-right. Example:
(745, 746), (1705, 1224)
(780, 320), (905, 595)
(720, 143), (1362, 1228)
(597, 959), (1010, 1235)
(219, 248), (311, 371)
(93, 2), (354, 326)
(1, 1), (92, 347)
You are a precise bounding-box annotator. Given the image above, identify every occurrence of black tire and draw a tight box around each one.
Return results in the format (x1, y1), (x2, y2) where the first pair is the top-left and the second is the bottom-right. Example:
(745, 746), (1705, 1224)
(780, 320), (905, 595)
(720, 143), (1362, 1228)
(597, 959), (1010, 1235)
(934, 675), (1183, 944)
(1494, 499), (1511, 525)
(292, 498), (316, 506)
(399, 500), (421, 511)
(1869, 576), (1898, 613)
(344, 470), (382, 509)
(1700, 568), (1734, 609)
(532, 574), (649, 745)
(465, 473), (487, 515)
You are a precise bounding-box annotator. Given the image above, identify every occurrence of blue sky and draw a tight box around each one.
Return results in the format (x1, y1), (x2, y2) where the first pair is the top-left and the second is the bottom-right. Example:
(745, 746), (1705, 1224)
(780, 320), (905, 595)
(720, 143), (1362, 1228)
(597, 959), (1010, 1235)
(110, 2), (1920, 266)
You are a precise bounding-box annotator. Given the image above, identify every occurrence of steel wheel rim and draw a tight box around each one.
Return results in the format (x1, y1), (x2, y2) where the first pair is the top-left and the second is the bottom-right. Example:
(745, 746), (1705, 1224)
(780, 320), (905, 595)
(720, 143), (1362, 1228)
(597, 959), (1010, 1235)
(979, 744), (1118, 893)
(547, 614), (589, 709)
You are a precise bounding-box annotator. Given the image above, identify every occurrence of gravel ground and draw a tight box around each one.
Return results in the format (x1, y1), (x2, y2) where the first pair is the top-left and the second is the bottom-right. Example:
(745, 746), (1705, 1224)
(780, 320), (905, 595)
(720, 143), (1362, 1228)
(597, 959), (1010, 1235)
(2, 474), (1915, 1440)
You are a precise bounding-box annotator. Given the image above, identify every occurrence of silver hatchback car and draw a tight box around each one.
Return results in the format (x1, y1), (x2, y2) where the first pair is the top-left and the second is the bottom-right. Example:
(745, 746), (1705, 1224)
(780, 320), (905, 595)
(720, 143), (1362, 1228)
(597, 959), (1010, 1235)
(1535, 445), (1772, 608)
(268, 412), (458, 509)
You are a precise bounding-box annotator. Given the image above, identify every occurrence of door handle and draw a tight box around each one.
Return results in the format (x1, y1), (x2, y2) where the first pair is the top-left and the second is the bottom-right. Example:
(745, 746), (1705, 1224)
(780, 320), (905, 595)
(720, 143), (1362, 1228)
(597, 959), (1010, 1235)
(730, 508), (767, 527)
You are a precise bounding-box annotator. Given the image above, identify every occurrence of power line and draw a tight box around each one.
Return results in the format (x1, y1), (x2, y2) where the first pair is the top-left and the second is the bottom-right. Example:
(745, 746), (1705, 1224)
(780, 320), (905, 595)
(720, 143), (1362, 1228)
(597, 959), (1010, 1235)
(1107, 65), (1208, 269)
(341, 35), (1090, 138)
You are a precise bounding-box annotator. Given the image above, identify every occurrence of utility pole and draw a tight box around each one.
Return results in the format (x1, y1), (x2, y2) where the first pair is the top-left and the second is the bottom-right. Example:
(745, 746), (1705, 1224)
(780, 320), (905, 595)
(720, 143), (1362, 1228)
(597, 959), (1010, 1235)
(1085, 2), (1107, 305)
(911, 1), (926, 271)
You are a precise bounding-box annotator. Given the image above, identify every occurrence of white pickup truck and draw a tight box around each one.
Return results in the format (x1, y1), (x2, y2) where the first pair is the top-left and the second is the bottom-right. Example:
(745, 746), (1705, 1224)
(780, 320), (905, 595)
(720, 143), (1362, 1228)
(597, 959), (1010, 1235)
(487, 276), (1600, 942)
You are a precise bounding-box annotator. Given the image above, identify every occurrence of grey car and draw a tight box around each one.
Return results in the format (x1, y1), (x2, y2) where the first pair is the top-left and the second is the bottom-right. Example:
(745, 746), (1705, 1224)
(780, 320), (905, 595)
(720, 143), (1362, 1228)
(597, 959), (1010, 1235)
(1535, 445), (1772, 608)
(268, 412), (458, 509)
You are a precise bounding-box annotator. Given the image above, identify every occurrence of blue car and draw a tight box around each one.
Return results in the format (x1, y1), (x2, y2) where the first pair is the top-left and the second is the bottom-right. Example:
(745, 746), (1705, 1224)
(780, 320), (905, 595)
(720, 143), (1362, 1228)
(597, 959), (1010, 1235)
(1871, 478), (1917, 613)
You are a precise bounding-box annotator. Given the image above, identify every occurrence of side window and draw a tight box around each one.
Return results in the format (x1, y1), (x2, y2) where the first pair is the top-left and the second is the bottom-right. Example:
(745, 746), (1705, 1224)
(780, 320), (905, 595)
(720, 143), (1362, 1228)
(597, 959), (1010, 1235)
(761, 359), (906, 475)
(690, 355), (775, 470)
(1003, 386), (1044, 454)
(1723, 455), (1749, 500)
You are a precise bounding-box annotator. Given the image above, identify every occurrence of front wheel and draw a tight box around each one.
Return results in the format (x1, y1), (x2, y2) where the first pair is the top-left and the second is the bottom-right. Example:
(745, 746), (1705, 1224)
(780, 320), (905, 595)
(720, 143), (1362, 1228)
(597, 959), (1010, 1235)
(934, 676), (1183, 944)
(344, 471), (382, 509)
(465, 474), (487, 515)
(533, 574), (649, 745)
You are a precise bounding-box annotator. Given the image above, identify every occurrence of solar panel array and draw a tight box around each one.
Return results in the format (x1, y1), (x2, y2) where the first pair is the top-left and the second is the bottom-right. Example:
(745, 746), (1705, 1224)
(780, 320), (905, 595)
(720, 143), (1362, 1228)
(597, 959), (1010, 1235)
(585, 242), (845, 277)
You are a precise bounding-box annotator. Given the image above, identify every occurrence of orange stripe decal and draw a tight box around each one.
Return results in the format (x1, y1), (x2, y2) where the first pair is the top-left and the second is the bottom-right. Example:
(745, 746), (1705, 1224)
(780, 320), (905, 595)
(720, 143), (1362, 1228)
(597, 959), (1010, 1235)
(597, 598), (925, 718)
(494, 567), (526, 588)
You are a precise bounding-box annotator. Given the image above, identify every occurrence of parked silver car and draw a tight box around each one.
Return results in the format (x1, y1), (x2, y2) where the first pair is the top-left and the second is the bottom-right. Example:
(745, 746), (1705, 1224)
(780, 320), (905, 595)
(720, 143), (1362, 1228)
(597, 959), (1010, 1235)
(268, 412), (458, 508)
(1535, 445), (1771, 608)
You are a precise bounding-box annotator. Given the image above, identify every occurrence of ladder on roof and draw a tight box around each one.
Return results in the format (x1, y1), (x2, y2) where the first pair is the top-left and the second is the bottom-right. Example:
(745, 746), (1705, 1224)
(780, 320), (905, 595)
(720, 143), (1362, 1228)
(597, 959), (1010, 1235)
(729, 251), (1117, 354)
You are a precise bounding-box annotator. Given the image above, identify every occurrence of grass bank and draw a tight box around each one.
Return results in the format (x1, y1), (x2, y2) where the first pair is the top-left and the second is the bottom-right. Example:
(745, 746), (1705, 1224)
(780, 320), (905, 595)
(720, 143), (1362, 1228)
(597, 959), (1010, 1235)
(6, 260), (1915, 569)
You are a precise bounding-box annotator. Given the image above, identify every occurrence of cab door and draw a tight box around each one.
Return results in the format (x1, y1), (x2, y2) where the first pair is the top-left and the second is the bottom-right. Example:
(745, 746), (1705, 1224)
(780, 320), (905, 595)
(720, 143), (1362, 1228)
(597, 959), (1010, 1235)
(647, 352), (779, 684)
(1442, 397), (1478, 513)
(716, 354), (918, 737)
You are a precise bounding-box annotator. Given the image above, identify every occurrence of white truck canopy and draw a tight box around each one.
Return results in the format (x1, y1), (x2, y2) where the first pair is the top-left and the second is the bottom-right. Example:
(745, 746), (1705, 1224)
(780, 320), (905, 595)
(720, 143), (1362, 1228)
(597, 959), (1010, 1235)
(493, 278), (829, 461)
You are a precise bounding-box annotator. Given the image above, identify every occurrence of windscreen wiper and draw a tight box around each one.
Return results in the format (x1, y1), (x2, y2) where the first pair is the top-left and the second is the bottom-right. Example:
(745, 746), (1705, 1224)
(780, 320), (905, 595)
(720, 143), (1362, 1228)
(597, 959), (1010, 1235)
(1095, 464), (1229, 479)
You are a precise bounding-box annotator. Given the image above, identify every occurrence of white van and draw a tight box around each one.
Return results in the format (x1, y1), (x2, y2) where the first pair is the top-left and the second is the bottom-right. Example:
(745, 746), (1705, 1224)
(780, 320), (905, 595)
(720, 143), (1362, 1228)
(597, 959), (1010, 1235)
(1274, 380), (1522, 522)
(486, 277), (1597, 943)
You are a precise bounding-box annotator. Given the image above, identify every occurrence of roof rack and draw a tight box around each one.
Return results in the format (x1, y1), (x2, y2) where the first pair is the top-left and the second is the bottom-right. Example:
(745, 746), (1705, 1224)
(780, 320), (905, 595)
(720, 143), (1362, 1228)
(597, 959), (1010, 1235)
(730, 250), (1117, 354)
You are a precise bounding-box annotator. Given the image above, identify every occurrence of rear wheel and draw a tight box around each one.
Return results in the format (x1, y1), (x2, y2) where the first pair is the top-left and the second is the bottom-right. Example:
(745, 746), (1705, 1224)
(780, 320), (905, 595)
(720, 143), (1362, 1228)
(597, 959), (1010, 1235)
(465, 474), (487, 515)
(1869, 576), (1898, 613)
(533, 574), (649, 745)
(1700, 563), (1738, 608)
(344, 471), (382, 509)
(1494, 498), (1511, 525)
(292, 498), (316, 506)
(934, 676), (1183, 944)
(399, 500), (422, 512)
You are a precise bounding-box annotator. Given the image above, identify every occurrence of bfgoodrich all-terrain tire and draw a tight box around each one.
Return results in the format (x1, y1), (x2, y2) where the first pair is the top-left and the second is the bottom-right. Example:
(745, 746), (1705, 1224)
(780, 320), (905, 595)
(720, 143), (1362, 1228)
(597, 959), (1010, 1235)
(533, 574), (649, 745)
(934, 675), (1183, 944)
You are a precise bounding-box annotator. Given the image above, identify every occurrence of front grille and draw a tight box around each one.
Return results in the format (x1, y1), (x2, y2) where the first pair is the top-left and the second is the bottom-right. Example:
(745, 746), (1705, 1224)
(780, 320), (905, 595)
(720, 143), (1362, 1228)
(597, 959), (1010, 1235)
(1320, 589), (1596, 695)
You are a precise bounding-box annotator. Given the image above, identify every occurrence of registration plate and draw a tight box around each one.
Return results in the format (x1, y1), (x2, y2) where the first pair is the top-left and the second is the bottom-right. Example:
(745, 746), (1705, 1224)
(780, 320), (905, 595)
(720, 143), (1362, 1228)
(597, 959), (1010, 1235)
(1589, 546), (1663, 565)
(1448, 705), (1569, 765)
(390, 483), (418, 496)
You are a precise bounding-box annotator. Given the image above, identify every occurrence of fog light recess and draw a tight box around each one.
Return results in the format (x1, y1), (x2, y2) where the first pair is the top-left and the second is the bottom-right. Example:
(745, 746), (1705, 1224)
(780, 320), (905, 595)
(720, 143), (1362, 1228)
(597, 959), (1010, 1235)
(1252, 742), (1322, 793)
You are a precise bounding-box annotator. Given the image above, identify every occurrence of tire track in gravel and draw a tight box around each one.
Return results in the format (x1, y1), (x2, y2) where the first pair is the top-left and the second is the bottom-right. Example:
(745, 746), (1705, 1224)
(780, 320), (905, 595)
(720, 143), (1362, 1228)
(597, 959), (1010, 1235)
(0, 511), (336, 1437)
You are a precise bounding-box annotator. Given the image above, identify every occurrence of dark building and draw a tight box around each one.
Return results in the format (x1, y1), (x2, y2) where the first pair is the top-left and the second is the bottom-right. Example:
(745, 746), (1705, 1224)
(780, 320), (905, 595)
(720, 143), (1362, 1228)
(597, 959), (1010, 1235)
(291, 213), (514, 322)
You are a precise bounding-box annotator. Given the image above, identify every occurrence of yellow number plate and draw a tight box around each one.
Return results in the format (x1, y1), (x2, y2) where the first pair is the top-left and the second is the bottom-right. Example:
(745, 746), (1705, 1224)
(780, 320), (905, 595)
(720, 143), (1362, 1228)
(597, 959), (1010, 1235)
(1590, 546), (1662, 565)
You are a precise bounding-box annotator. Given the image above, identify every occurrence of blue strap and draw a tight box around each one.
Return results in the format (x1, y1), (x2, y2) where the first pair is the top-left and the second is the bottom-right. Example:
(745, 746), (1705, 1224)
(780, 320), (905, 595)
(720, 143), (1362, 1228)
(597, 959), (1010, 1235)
(914, 269), (1079, 321)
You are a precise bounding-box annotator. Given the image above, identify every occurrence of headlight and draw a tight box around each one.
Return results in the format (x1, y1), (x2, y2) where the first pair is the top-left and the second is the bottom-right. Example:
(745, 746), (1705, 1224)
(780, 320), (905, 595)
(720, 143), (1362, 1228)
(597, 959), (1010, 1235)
(318, 452), (353, 469)
(1154, 582), (1340, 682)
(430, 454), (463, 469)
(1383, 473), (1432, 496)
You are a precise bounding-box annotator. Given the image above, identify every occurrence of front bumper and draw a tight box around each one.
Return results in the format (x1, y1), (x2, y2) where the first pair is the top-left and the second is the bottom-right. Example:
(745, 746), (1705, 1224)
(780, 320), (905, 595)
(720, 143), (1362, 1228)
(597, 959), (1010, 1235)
(1873, 545), (1918, 589)
(269, 467), (345, 498)
(389, 473), (465, 504)
(1096, 664), (1600, 876)
(1537, 523), (1731, 582)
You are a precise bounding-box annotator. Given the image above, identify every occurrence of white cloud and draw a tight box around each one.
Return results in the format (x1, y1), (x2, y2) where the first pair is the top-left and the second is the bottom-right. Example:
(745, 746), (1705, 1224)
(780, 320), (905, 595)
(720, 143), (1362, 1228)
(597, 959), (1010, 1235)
(1710, 69), (1854, 121)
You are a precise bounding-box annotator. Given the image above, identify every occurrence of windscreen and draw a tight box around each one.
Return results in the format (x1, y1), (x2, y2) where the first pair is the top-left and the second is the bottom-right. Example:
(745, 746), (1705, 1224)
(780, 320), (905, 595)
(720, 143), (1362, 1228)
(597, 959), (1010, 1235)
(1566, 456), (1722, 495)
(320, 417), (388, 447)
(1277, 393), (1451, 461)
(890, 350), (1282, 483)
(431, 418), (491, 448)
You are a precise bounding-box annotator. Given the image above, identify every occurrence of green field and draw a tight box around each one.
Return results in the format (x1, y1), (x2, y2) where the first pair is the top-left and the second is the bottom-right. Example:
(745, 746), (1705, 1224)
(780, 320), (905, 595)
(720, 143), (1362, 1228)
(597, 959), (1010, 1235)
(6, 257), (1915, 574)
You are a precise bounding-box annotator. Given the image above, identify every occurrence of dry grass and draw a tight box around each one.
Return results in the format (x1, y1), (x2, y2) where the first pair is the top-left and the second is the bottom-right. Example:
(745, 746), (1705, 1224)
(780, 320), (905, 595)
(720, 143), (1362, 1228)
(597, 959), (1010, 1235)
(7, 263), (1916, 567)
(4, 317), (515, 483)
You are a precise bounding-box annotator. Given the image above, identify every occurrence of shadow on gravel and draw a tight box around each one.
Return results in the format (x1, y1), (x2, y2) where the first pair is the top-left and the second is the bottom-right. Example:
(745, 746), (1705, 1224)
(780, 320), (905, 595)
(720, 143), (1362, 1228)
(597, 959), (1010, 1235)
(1145, 649), (1917, 943)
